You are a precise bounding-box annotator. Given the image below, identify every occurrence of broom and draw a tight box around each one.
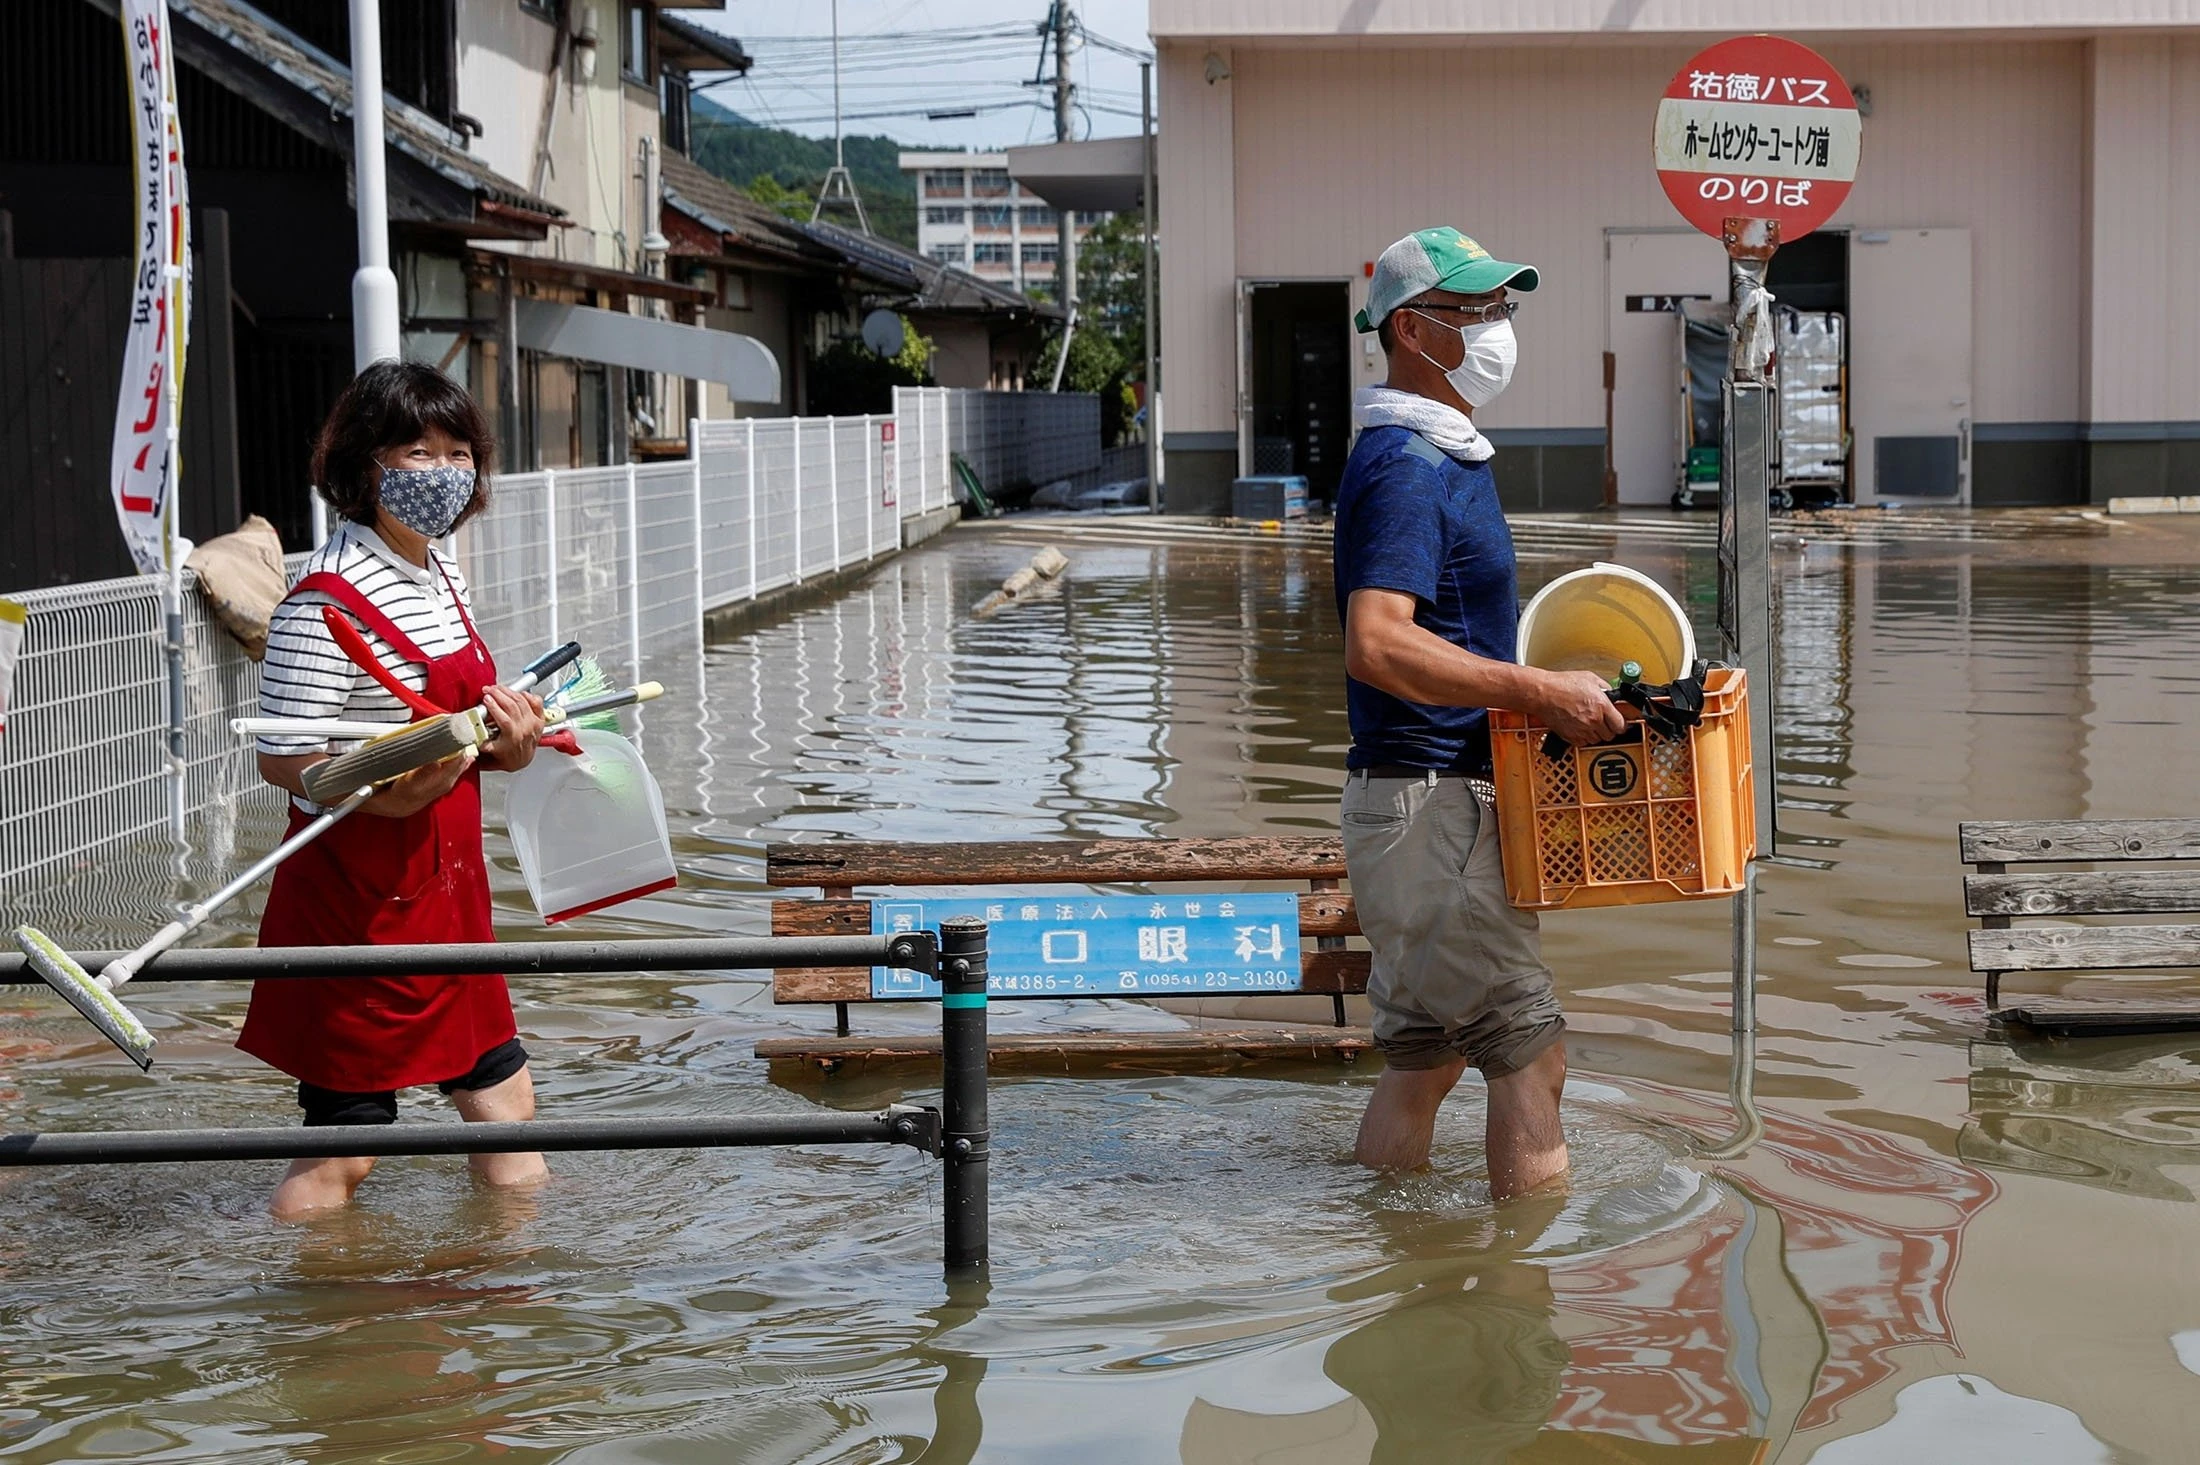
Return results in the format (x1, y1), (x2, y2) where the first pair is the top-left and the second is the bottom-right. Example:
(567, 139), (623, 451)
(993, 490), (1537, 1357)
(293, 650), (613, 804)
(231, 672), (663, 745)
(11, 641), (582, 1068)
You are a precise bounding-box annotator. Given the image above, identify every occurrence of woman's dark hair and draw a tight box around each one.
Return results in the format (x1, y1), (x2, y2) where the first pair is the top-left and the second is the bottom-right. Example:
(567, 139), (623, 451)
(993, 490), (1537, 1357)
(311, 360), (496, 528)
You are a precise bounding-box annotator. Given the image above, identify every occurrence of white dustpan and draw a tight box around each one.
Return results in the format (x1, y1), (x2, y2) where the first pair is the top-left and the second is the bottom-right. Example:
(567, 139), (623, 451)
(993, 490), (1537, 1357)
(505, 729), (677, 924)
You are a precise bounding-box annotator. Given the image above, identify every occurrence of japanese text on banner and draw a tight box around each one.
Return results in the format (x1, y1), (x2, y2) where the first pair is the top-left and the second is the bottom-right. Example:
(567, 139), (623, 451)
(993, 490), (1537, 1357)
(110, 0), (191, 577)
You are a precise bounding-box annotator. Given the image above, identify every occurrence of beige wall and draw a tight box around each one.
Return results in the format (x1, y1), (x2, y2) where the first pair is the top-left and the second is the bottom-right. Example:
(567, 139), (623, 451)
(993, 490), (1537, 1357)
(1156, 39), (1238, 441)
(457, 3), (661, 274)
(2086, 35), (2200, 424)
(1164, 37), (2103, 438)
(1154, 0), (2200, 39)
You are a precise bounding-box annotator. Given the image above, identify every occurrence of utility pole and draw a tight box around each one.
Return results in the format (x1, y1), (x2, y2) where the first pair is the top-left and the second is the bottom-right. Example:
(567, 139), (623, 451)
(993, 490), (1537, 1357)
(1051, 2), (1076, 311)
(349, 0), (398, 370)
(1141, 58), (1159, 514)
(812, 0), (870, 232)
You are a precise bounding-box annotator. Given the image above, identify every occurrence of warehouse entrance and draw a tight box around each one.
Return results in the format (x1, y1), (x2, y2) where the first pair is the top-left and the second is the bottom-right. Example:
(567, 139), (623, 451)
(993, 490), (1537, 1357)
(1606, 228), (1854, 508)
(1235, 280), (1352, 508)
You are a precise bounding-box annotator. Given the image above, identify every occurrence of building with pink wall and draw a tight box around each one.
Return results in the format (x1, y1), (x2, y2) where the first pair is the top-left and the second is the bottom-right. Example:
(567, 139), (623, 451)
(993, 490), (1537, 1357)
(1153, 2), (2200, 513)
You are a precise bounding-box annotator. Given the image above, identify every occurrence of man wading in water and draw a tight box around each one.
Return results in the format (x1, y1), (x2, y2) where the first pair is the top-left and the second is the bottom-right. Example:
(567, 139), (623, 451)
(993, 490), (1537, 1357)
(1334, 228), (1625, 1198)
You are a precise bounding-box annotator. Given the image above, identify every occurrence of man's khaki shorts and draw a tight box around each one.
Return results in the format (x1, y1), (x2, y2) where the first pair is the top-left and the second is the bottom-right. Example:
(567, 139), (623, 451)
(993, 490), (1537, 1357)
(1340, 770), (1565, 1077)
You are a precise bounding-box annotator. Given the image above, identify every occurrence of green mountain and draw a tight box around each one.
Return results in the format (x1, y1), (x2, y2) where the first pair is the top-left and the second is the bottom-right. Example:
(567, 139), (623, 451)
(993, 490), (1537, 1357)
(688, 95), (919, 250)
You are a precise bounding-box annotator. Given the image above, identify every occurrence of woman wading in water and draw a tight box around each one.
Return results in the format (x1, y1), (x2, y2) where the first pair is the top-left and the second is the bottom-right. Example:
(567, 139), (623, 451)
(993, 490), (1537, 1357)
(244, 361), (547, 1218)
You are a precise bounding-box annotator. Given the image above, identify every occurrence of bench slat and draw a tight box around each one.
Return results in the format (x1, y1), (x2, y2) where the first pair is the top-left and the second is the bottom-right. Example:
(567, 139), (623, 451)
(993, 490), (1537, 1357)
(1969, 924), (2200, 973)
(766, 836), (1348, 888)
(1961, 820), (2200, 866)
(769, 949), (1371, 1004)
(1966, 871), (2200, 917)
(771, 893), (1358, 939)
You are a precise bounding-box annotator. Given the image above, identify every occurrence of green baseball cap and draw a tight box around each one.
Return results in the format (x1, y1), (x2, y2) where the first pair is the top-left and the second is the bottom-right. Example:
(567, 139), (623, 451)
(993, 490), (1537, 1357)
(1354, 227), (1540, 333)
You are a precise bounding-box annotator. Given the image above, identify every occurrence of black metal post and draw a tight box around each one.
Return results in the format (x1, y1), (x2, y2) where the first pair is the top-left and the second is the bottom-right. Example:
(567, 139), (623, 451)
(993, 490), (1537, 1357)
(938, 916), (990, 1276)
(0, 1107), (942, 1167)
(0, 935), (937, 984)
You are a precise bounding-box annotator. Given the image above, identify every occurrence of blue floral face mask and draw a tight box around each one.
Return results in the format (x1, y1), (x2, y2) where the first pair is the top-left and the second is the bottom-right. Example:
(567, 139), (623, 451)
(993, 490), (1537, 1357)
(378, 463), (476, 538)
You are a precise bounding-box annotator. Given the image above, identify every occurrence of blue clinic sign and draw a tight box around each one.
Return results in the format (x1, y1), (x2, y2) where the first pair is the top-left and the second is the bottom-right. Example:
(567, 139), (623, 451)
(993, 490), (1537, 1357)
(869, 893), (1304, 1000)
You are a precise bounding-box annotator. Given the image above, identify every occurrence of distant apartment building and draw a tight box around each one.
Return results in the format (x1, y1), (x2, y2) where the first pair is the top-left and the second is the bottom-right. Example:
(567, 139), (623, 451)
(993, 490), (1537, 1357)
(899, 151), (1107, 295)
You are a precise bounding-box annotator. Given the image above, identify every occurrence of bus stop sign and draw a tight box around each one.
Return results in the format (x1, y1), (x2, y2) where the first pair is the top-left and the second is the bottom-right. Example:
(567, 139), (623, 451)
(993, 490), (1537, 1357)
(1654, 35), (1861, 242)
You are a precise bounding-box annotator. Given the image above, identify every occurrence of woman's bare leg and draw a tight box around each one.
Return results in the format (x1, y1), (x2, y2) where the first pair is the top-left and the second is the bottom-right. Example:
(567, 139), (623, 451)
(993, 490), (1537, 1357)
(271, 1155), (377, 1219)
(448, 1063), (547, 1187)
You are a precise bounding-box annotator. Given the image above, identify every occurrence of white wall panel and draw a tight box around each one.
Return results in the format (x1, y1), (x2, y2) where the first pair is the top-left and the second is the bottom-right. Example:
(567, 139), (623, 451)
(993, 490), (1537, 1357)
(1211, 40), (2086, 431)
(1155, 0), (2200, 39)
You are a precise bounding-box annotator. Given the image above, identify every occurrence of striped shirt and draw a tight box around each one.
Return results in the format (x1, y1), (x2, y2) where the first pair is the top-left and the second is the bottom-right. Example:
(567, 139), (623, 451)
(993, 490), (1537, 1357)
(257, 520), (478, 766)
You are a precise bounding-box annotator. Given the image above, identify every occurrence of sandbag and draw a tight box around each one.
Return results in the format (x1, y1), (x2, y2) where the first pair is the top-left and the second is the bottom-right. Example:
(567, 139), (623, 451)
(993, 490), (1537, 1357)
(185, 516), (286, 661)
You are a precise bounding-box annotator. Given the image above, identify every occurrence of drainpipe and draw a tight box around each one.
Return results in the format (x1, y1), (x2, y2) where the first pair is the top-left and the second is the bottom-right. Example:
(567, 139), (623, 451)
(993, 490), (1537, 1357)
(349, 0), (400, 369)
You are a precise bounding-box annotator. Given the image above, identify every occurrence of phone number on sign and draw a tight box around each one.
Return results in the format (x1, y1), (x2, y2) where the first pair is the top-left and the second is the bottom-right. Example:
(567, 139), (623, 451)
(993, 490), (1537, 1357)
(986, 970), (1302, 994)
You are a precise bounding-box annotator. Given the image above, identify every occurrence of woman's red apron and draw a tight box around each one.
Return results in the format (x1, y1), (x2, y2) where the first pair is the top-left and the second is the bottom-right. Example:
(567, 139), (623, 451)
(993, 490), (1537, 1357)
(238, 565), (516, 1092)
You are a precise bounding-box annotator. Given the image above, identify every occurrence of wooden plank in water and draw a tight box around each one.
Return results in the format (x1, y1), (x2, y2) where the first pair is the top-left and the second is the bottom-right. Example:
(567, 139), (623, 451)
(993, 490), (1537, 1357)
(1961, 819), (2200, 866)
(766, 836), (1348, 888)
(757, 1026), (1377, 1075)
(1968, 924), (2200, 972)
(2000, 997), (2200, 1037)
(1965, 870), (2200, 917)
(771, 892), (1359, 938)
(770, 949), (1371, 1003)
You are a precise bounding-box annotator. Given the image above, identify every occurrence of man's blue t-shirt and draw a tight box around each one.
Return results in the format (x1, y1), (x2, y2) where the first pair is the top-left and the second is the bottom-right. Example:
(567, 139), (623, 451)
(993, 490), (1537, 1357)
(1332, 425), (1520, 773)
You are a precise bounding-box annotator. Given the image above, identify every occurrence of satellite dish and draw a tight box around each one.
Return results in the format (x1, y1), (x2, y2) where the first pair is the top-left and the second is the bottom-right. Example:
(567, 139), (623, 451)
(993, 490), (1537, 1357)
(861, 309), (906, 358)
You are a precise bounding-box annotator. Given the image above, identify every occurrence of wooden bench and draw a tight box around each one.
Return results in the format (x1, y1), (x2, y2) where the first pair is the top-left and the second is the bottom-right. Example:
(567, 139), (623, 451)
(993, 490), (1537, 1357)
(757, 836), (1373, 1073)
(1964, 819), (2200, 1035)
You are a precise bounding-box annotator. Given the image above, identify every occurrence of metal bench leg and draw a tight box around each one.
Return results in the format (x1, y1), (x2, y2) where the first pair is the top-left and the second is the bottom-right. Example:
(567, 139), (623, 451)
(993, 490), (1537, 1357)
(1986, 970), (2000, 1012)
(836, 1002), (851, 1036)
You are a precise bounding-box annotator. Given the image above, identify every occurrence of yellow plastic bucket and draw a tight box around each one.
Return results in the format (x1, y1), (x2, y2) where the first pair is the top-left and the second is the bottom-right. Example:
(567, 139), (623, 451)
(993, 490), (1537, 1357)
(1515, 562), (1697, 685)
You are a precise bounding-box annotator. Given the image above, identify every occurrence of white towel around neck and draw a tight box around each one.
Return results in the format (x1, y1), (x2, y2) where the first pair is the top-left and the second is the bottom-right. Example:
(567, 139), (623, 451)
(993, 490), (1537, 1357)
(1352, 385), (1495, 464)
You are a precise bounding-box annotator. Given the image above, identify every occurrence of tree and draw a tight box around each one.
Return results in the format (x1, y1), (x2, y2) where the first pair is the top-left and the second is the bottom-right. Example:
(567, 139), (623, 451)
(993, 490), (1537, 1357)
(1073, 212), (1152, 372)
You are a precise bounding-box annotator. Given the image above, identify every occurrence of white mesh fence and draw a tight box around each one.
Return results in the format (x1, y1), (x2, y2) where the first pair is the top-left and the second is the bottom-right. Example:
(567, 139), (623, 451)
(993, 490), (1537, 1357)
(1, 388), (1098, 886)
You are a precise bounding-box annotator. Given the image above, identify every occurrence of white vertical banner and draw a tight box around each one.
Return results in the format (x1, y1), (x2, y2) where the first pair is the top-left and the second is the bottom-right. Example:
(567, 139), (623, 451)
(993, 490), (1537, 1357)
(112, 0), (192, 577)
(0, 599), (24, 738)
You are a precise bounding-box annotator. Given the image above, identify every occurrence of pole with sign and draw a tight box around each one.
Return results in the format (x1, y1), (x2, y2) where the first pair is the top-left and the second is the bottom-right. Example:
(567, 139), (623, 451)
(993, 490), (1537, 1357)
(114, 0), (193, 838)
(1653, 33), (1860, 860)
(1653, 34), (1860, 1035)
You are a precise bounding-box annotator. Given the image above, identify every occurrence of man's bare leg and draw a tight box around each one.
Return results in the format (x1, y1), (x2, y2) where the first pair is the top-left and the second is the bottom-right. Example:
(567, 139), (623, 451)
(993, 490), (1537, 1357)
(449, 1064), (548, 1187)
(271, 1155), (377, 1219)
(1355, 1057), (1468, 1171)
(1486, 1040), (1569, 1201)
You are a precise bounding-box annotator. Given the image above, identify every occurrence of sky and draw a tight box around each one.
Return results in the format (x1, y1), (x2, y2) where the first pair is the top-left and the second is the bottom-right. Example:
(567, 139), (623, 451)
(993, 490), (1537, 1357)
(688, 2), (1155, 153)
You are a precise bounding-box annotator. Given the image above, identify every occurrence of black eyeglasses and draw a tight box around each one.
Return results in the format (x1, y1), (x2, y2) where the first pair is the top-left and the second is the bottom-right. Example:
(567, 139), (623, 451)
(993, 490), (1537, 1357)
(1409, 300), (1519, 326)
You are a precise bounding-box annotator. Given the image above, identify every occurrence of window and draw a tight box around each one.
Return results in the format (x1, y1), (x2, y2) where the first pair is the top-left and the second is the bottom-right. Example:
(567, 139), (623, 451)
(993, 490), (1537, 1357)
(1022, 242), (1057, 265)
(922, 169), (967, 196)
(1023, 205), (1057, 227)
(972, 243), (1013, 265)
(1075, 210), (1107, 226)
(620, 0), (650, 83)
(971, 168), (1011, 197)
(929, 244), (968, 266)
(971, 204), (1012, 230)
(925, 206), (965, 226)
(660, 70), (690, 155)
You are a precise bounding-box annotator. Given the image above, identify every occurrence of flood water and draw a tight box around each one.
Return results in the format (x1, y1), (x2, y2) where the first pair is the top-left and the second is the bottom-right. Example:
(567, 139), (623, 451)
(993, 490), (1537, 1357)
(6, 509), (2200, 1462)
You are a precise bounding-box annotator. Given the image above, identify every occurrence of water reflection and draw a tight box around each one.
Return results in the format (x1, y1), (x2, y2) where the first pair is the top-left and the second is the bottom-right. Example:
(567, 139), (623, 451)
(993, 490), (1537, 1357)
(5, 514), (2200, 1461)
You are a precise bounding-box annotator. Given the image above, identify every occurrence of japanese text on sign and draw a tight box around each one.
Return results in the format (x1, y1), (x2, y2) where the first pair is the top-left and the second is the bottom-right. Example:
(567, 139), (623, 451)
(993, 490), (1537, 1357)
(868, 893), (1304, 999)
(1653, 100), (1861, 182)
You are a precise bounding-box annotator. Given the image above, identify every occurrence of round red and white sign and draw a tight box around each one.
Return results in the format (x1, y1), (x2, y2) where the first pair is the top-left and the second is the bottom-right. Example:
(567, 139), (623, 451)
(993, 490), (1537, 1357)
(1653, 35), (1860, 243)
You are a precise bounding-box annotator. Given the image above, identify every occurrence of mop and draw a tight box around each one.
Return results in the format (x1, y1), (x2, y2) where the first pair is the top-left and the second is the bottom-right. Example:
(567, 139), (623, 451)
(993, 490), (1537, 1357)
(11, 640), (583, 1068)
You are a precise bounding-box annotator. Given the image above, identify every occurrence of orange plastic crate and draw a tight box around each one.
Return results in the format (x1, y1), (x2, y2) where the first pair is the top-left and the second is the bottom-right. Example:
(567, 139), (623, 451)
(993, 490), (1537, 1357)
(1490, 667), (1756, 910)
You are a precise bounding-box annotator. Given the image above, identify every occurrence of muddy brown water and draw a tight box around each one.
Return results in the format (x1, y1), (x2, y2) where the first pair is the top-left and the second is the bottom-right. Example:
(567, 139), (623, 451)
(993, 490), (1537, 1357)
(6, 511), (2200, 1462)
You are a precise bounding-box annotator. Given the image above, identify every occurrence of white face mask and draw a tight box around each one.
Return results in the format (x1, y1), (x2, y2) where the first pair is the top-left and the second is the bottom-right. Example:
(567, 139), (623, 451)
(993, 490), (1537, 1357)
(1412, 312), (1517, 409)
